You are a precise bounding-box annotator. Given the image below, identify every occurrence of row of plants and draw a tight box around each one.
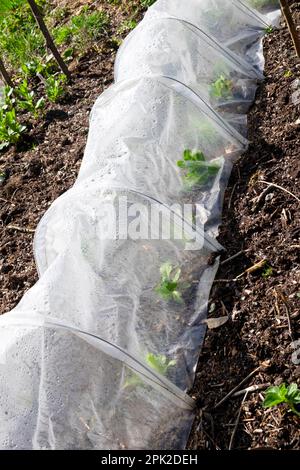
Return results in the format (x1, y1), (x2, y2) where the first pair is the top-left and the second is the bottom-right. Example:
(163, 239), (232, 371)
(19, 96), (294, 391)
(0, 0), (272, 150)
(123, 348), (300, 419)
(151, 255), (300, 416)
(0, 74), (66, 148)
(1, 0), (291, 420)
(0, 0), (149, 149)
(204, 1), (299, 425)
(123, 252), (300, 406)
(0, 2), (229, 387)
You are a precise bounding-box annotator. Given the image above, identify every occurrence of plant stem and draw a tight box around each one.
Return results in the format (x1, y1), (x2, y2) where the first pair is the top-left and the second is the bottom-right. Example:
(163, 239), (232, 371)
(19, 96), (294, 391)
(26, 0), (71, 78)
(0, 57), (14, 88)
(279, 0), (300, 58)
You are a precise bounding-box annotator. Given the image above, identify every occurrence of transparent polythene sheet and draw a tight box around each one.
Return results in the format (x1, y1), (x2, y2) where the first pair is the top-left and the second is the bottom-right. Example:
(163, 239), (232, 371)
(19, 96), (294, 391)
(144, 0), (278, 69)
(0, 0), (281, 451)
(239, 0), (280, 15)
(115, 17), (261, 125)
(74, 76), (246, 221)
(33, 186), (220, 390)
(0, 323), (193, 450)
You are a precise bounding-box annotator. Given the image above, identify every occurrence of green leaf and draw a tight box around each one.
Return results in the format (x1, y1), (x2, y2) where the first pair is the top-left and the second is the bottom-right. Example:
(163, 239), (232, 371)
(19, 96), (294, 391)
(286, 383), (300, 403)
(156, 262), (186, 303)
(123, 373), (142, 389)
(0, 141), (9, 150)
(172, 290), (183, 303)
(36, 97), (45, 109)
(146, 353), (176, 376)
(263, 385), (287, 408)
(210, 75), (233, 100)
(155, 284), (173, 301)
(173, 268), (181, 283)
(160, 262), (173, 280)
(123, 352), (177, 389)
(178, 149), (220, 190)
(183, 149), (192, 161)
(286, 383), (298, 396)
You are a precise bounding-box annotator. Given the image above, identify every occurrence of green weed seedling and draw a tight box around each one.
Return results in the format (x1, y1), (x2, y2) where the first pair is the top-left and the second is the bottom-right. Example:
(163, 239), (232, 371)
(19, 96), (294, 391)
(2, 86), (15, 109)
(16, 80), (45, 118)
(117, 19), (137, 35)
(21, 60), (42, 78)
(45, 74), (67, 102)
(0, 170), (6, 184)
(21, 58), (56, 79)
(177, 149), (220, 190)
(124, 353), (176, 389)
(62, 47), (74, 62)
(264, 25), (274, 35)
(0, 107), (26, 149)
(263, 383), (300, 417)
(53, 7), (110, 51)
(155, 262), (184, 303)
(0, 1), (45, 70)
(262, 264), (273, 279)
(210, 74), (233, 100)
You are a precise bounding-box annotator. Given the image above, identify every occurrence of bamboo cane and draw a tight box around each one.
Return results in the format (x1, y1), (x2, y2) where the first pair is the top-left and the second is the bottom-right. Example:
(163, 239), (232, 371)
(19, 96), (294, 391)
(0, 57), (13, 88)
(27, 0), (71, 78)
(280, 0), (300, 58)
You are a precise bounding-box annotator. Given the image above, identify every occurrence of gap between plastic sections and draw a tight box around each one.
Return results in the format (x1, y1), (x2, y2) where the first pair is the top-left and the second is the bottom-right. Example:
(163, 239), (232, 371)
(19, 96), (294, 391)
(0, 313), (196, 411)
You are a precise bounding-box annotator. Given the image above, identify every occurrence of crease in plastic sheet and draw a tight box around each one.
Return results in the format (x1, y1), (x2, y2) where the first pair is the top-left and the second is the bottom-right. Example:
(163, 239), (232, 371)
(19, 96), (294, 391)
(0, 0), (281, 450)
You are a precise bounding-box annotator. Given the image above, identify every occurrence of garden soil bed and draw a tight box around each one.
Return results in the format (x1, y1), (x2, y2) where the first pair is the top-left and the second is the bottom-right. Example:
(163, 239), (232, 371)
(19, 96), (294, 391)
(0, 0), (145, 314)
(188, 3), (300, 450)
(0, 0), (299, 451)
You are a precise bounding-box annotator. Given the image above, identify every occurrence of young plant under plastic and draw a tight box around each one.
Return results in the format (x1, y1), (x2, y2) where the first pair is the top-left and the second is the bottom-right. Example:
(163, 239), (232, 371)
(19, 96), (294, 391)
(210, 74), (233, 100)
(177, 149), (220, 190)
(124, 353), (176, 388)
(155, 262), (184, 303)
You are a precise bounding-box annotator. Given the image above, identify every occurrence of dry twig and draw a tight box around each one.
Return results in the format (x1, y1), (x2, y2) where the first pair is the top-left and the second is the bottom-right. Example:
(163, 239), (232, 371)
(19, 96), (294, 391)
(259, 180), (300, 204)
(280, 0), (300, 58)
(274, 289), (294, 341)
(229, 391), (249, 450)
(221, 249), (247, 266)
(214, 366), (262, 409)
(232, 383), (270, 398)
(6, 225), (35, 234)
